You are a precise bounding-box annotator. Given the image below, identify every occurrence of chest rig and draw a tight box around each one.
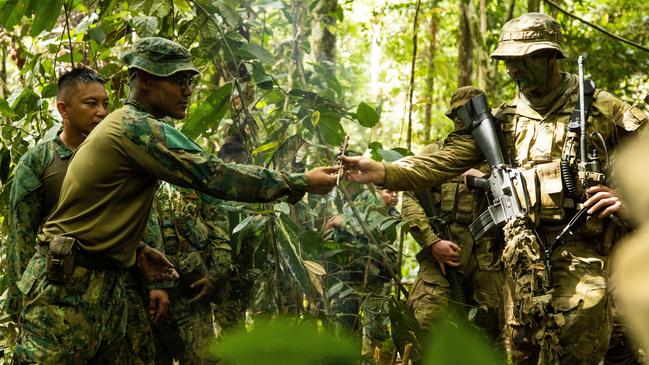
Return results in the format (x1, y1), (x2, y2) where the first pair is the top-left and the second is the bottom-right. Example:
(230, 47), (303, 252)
(498, 81), (608, 227)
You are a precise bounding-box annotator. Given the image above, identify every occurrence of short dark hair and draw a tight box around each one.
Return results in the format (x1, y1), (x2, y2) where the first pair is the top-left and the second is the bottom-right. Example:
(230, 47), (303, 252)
(218, 141), (246, 162)
(57, 67), (105, 102)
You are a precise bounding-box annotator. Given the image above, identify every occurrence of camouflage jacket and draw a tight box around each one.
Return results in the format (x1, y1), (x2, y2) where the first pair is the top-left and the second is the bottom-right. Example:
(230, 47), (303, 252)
(5, 129), (72, 315)
(385, 73), (646, 229)
(151, 182), (232, 295)
(41, 101), (308, 267)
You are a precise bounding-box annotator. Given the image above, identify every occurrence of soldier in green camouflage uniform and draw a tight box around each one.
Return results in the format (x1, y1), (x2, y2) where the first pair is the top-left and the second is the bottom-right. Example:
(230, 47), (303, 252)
(148, 182), (232, 365)
(5, 68), (108, 321)
(326, 186), (400, 359)
(13, 37), (337, 363)
(7, 68), (164, 365)
(342, 13), (647, 364)
(403, 87), (504, 343)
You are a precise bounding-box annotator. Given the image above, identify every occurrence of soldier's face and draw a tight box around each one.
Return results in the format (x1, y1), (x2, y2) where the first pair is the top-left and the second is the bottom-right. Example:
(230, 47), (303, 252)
(58, 81), (109, 138)
(504, 52), (553, 98)
(148, 71), (195, 119)
(379, 189), (398, 207)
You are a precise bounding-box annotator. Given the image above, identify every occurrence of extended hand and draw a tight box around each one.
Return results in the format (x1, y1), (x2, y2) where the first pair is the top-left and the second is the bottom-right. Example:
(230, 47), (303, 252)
(188, 276), (216, 303)
(148, 289), (169, 323)
(584, 185), (629, 220)
(340, 156), (385, 184)
(430, 240), (461, 275)
(137, 245), (179, 283)
(306, 166), (338, 194)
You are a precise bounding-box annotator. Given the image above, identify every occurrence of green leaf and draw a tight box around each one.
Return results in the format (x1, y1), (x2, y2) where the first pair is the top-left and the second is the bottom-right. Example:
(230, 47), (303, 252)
(326, 281), (344, 297)
(316, 115), (345, 146)
(252, 141), (279, 155)
(275, 214), (315, 296)
(274, 202), (290, 216)
(356, 102), (379, 128)
(87, 26), (107, 44)
(178, 14), (207, 48)
(133, 15), (158, 37)
(211, 318), (360, 365)
(182, 82), (233, 139)
(41, 83), (57, 98)
(10, 89), (40, 120)
(0, 98), (15, 118)
(232, 215), (255, 234)
(215, 0), (241, 28)
(2, 0), (29, 29)
(32, 0), (64, 36)
(239, 43), (276, 65)
(379, 149), (405, 162)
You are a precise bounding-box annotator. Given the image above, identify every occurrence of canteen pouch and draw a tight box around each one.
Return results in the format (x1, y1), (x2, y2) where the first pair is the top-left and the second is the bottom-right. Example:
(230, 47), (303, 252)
(45, 236), (77, 284)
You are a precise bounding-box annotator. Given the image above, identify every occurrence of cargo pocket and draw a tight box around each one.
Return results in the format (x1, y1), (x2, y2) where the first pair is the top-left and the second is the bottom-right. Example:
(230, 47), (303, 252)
(536, 161), (565, 221)
(440, 183), (457, 214)
(17, 253), (46, 296)
(455, 189), (476, 225)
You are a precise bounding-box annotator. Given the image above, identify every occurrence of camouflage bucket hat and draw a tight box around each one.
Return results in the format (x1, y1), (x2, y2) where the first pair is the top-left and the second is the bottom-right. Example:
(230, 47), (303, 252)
(121, 37), (199, 77)
(445, 86), (485, 119)
(491, 13), (566, 60)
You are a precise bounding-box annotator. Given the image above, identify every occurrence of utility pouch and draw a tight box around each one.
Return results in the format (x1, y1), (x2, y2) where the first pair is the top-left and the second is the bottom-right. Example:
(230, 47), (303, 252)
(45, 236), (77, 284)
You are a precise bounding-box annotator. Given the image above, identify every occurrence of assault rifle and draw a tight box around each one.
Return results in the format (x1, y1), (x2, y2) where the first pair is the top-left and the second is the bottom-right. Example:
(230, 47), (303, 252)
(456, 94), (530, 239)
(413, 190), (466, 305)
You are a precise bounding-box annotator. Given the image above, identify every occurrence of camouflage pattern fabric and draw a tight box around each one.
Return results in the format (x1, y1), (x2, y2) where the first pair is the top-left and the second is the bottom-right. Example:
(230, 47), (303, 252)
(13, 253), (127, 364)
(4, 129), (72, 319)
(381, 69), (646, 363)
(491, 12), (566, 59)
(147, 182), (232, 364)
(121, 37), (199, 77)
(403, 161), (504, 341)
(42, 100), (308, 268)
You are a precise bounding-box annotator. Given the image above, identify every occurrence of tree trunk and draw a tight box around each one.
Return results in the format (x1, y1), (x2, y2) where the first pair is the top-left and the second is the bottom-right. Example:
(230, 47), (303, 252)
(288, 0), (308, 90)
(507, 0), (516, 21)
(476, 0), (487, 90)
(311, 0), (337, 72)
(528, 0), (541, 12)
(457, 0), (474, 87)
(422, 6), (439, 143)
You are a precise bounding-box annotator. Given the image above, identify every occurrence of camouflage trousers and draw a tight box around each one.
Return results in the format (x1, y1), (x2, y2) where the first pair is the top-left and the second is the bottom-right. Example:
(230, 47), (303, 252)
(13, 252), (127, 364)
(153, 289), (216, 365)
(407, 245), (505, 342)
(112, 273), (156, 365)
(505, 238), (612, 365)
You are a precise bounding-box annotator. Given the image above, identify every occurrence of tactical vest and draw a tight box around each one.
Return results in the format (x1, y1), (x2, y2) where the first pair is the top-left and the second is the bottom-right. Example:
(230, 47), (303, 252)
(155, 183), (211, 254)
(437, 162), (492, 226)
(498, 86), (611, 232)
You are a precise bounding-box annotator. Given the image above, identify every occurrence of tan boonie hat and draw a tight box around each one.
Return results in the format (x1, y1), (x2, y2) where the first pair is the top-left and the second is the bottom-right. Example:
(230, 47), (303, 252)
(491, 12), (566, 60)
(121, 37), (199, 77)
(445, 86), (485, 118)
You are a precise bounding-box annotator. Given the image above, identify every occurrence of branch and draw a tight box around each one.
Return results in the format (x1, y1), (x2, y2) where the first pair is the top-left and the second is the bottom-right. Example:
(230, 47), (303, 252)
(545, 0), (649, 54)
(63, 1), (74, 65)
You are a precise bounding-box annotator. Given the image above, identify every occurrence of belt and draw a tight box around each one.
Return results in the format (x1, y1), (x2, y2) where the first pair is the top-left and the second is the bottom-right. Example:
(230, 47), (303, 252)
(37, 244), (122, 272)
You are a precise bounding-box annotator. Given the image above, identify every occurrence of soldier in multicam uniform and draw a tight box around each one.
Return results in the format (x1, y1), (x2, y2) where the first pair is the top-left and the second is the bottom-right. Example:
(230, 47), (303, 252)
(403, 86), (504, 342)
(325, 186), (400, 360)
(13, 37), (337, 363)
(342, 13), (647, 364)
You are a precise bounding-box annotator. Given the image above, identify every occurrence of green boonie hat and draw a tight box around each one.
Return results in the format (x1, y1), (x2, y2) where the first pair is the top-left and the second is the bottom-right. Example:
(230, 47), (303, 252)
(445, 86), (485, 119)
(121, 37), (199, 77)
(491, 13), (566, 60)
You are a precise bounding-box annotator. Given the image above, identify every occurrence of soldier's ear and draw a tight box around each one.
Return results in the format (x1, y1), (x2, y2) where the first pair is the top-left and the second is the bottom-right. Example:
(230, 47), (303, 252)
(57, 100), (69, 121)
